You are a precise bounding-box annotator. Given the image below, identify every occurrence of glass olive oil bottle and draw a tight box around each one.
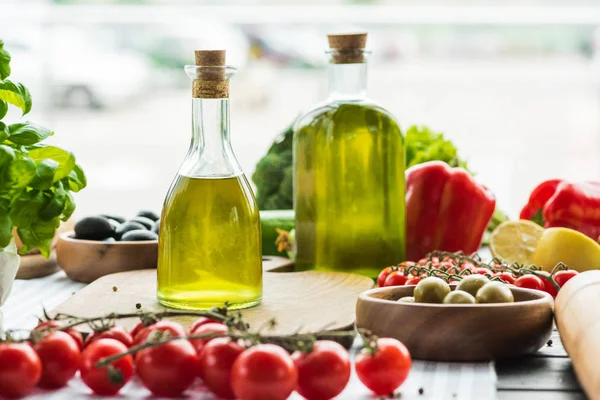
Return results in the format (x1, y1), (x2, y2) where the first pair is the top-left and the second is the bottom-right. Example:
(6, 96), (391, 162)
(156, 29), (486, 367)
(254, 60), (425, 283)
(294, 33), (406, 278)
(157, 50), (262, 310)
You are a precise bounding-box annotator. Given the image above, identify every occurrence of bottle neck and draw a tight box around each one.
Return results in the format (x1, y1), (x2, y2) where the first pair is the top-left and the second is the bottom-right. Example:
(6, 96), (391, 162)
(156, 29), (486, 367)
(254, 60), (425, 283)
(328, 62), (367, 100)
(191, 97), (231, 151)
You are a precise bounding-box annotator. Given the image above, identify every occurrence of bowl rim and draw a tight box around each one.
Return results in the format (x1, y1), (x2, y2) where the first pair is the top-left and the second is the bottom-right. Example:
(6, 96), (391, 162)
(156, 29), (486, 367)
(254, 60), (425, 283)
(359, 284), (554, 308)
(58, 231), (158, 245)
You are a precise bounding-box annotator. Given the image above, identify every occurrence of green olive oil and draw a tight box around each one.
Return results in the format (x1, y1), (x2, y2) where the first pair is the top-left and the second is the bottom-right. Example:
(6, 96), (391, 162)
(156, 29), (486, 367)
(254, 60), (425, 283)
(157, 174), (262, 310)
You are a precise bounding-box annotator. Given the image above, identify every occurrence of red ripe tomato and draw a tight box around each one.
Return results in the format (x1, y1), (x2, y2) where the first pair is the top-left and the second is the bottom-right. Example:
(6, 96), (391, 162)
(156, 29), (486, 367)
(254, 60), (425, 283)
(198, 337), (245, 398)
(189, 316), (223, 333)
(377, 267), (393, 288)
(355, 338), (412, 396)
(437, 261), (454, 271)
(34, 331), (81, 388)
(538, 271), (558, 298)
(80, 338), (133, 396)
(34, 320), (83, 351)
(448, 280), (460, 285)
(474, 267), (493, 276)
(231, 344), (298, 400)
(136, 339), (199, 397)
(292, 340), (351, 400)
(495, 272), (516, 285)
(514, 275), (545, 292)
(190, 322), (229, 354)
(405, 277), (421, 285)
(554, 270), (579, 288)
(383, 272), (408, 287)
(0, 343), (41, 398)
(460, 262), (476, 271)
(85, 326), (133, 349)
(130, 321), (154, 339)
(133, 320), (186, 347)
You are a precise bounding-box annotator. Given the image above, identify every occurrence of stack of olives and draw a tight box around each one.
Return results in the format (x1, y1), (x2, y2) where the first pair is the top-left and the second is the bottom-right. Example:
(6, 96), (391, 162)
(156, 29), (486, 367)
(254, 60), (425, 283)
(398, 275), (514, 304)
(73, 211), (160, 242)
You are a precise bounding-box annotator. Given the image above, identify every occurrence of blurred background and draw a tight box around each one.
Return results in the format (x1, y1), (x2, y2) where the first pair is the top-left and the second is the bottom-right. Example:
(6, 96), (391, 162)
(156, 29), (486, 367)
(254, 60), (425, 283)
(1, 0), (600, 219)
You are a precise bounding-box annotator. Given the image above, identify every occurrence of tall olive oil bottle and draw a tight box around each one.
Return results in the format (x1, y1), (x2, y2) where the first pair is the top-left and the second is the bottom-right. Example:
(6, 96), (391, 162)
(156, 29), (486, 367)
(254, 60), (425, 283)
(157, 50), (262, 310)
(294, 33), (406, 278)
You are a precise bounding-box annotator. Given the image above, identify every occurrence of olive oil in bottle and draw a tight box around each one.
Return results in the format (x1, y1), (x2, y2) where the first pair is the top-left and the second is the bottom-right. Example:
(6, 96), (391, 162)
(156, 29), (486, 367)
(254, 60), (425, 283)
(157, 50), (262, 310)
(294, 33), (406, 278)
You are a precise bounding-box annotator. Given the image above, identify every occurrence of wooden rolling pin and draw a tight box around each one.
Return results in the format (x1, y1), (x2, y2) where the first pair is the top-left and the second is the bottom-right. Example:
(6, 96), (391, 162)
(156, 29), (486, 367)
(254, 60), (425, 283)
(555, 270), (600, 400)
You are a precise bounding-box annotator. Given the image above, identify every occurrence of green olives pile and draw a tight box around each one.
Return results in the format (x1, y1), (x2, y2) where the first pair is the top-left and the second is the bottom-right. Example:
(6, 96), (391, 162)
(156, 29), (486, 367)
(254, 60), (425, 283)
(399, 276), (515, 305)
(74, 210), (160, 242)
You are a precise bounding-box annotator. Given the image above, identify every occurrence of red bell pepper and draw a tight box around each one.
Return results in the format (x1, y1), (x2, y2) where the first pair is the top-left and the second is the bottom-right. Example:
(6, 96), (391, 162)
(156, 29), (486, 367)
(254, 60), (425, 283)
(405, 161), (496, 260)
(520, 179), (600, 240)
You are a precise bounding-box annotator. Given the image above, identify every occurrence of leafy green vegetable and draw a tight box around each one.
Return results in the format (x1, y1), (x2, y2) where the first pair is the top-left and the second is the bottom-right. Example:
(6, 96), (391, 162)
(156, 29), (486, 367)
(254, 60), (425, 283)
(405, 125), (470, 171)
(0, 40), (86, 256)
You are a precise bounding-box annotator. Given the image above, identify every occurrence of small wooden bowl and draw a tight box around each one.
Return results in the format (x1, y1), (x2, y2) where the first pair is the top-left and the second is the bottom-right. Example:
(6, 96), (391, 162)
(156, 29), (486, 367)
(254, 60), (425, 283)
(356, 285), (554, 361)
(56, 232), (157, 283)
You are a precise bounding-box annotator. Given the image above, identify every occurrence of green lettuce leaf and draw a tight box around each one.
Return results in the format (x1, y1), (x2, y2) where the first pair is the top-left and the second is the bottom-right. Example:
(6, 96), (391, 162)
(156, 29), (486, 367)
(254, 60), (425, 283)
(0, 80), (31, 115)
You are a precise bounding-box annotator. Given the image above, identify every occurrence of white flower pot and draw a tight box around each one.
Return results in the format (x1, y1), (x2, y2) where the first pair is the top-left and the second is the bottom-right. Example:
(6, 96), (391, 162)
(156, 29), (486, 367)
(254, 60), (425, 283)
(0, 239), (20, 307)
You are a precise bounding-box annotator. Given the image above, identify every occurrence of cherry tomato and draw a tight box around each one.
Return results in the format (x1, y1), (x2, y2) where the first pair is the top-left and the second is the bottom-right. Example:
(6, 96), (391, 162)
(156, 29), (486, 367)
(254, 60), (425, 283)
(133, 320), (186, 346)
(460, 262), (476, 271)
(189, 316), (223, 333)
(190, 322), (229, 354)
(292, 340), (351, 400)
(384, 272), (408, 287)
(495, 272), (516, 285)
(231, 344), (298, 400)
(538, 271), (558, 298)
(198, 337), (245, 398)
(0, 343), (41, 398)
(448, 280), (460, 285)
(355, 338), (412, 396)
(34, 331), (81, 388)
(554, 270), (579, 288)
(514, 275), (545, 292)
(85, 326), (133, 349)
(34, 320), (83, 351)
(136, 339), (199, 397)
(377, 267), (393, 288)
(130, 321), (154, 339)
(80, 338), (134, 396)
(474, 267), (493, 276)
(405, 277), (421, 285)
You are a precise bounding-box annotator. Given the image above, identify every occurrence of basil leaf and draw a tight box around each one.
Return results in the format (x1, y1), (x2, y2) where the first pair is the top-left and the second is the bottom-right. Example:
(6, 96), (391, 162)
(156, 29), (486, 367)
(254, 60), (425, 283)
(65, 164), (86, 192)
(0, 144), (15, 168)
(8, 122), (52, 145)
(0, 101), (7, 120)
(60, 191), (75, 221)
(40, 185), (67, 220)
(0, 80), (31, 115)
(0, 122), (8, 142)
(0, 213), (11, 248)
(29, 159), (58, 190)
(0, 40), (10, 80)
(8, 157), (36, 188)
(9, 189), (46, 228)
(17, 218), (59, 258)
(27, 145), (75, 181)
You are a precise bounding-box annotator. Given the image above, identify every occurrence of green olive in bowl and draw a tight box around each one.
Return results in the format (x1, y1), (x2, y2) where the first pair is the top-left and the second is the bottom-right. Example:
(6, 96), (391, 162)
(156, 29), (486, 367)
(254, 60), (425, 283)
(456, 274), (490, 297)
(414, 277), (451, 303)
(443, 290), (476, 304)
(476, 282), (514, 304)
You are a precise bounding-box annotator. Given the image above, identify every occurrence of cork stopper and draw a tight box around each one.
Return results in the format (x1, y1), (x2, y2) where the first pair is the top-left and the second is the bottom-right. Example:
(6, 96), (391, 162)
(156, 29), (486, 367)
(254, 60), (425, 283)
(192, 50), (228, 98)
(327, 33), (367, 64)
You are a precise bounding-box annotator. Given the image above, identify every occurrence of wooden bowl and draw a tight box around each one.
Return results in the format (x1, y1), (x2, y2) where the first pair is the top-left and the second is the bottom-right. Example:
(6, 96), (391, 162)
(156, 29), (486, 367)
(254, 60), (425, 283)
(56, 232), (157, 283)
(356, 285), (554, 361)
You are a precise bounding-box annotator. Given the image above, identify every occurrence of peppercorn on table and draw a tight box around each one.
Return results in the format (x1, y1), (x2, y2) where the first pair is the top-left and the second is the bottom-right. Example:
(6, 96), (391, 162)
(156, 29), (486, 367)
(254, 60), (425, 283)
(1, 271), (584, 399)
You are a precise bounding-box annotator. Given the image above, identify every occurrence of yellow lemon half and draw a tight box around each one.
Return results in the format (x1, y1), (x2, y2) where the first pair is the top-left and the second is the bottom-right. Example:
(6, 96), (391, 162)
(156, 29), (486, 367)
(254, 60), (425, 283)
(489, 220), (545, 265)
(533, 227), (600, 272)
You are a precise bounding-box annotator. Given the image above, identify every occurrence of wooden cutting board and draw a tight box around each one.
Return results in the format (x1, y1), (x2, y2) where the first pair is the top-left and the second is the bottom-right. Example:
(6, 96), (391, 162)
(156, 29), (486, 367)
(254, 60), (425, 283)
(51, 256), (374, 338)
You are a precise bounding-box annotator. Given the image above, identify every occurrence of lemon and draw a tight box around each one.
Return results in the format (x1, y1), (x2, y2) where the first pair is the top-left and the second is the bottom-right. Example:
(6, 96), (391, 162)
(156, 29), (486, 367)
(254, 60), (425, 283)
(534, 227), (600, 272)
(489, 220), (544, 265)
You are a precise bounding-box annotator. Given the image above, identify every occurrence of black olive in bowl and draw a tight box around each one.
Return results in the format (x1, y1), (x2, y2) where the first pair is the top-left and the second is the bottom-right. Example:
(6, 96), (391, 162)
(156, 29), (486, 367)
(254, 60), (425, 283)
(130, 217), (154, 230)
(115, 221), (146, 240)
(74, 216), (114, 241)
(137, 210), (160, 222)
(101, 214), (126, 224)
(121, 230), (158, 241)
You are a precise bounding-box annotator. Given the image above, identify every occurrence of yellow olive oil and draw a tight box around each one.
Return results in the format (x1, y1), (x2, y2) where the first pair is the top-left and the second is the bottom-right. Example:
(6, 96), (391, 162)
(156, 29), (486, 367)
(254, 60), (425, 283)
(157, 174), (262, 310)
(294, 102), (406, 278)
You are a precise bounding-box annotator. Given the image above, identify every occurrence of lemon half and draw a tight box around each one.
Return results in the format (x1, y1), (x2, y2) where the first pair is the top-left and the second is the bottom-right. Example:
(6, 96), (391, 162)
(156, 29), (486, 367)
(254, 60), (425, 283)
(489, 220), (544, 265)
(534, 227), (600, 272)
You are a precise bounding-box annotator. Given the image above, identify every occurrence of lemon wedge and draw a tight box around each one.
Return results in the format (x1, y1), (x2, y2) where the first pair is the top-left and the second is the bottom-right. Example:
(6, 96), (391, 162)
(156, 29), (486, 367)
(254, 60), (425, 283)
(534, 227), (600, 272)
(489, 220), (544, 265)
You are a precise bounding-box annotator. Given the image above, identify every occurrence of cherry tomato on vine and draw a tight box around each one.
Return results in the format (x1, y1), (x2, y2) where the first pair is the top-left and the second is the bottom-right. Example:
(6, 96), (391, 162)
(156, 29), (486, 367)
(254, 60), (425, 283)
(405, 277), (421, 285)
(133, 320), (186, 347)
(460, 262), (476, 271)
(190, 322), (229, 354)
(136, 339), (199, 397)
(34, 331), (81, 388)
(538, 271), (558, 298)
(85, 326), (133, 349)
(495, 272), (516, 285)
(514, 275), (545, 292)
(0, 343), (41, 398)
(292, 340), (351, 400)
(231, 344), (298, 400)
(198, 337), (245, 398)
(130, 321), (155, 339)
(553, 270), (579, 288)
(377, 267), (393, 288)
(449, 280), (460, 285)
(34, 320), (83, 351)
(189, 316), (223, 333)
(474, 267), (493, 276)
(355, 338), (412, 396)
(80, 339), (133, 396)
(384, 272), (409, 287)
